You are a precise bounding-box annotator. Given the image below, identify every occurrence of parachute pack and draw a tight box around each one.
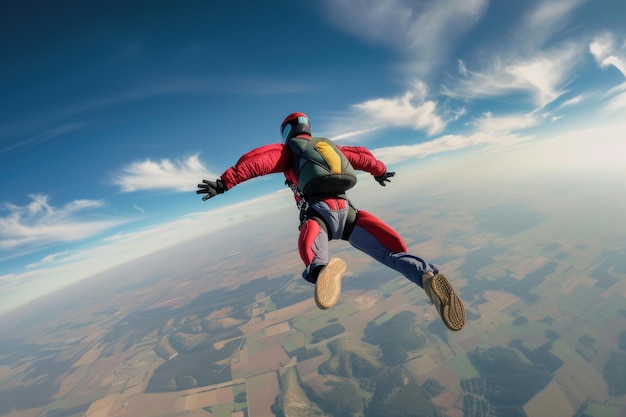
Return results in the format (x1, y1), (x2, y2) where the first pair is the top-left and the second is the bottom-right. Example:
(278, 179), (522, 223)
(287, 137), (357, 195)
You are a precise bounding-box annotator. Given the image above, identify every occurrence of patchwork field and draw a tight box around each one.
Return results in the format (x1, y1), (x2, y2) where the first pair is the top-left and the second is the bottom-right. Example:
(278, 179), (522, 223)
(2, 174), (626, 417)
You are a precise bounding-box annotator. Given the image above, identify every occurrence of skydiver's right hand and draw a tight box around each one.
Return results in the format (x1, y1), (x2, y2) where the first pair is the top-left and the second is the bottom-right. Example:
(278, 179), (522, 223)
(196, 178), (227, 201)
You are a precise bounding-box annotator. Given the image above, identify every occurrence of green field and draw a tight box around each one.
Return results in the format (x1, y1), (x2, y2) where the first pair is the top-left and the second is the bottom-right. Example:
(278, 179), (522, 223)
(555, 285), (605, 317)
(448, 353), (480, 379)
(210, 401), (234, 417)
(232, 382), (247, 411)
(378, 277), (410, 294)
(280, 331), (306, 353)
(583, 402), (622, 417)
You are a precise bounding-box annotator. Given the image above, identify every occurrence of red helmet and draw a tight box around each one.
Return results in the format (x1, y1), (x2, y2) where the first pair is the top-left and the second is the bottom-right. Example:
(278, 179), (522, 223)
(280, 112), (312, 142)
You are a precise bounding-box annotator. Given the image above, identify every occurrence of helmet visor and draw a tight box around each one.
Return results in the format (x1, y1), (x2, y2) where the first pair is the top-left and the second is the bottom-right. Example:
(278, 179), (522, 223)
(281, 124), (292, 142)
(281, 116), (309, 142)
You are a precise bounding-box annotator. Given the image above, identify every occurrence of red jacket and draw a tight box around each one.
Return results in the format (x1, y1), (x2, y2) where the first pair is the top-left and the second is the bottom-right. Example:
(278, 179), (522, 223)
(220, 139), (387, 192)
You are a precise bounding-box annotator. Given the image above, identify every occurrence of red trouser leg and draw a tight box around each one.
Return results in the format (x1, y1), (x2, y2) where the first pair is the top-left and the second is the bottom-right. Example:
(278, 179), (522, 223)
(352, 210), (407, 253)
(298, 218), (329, 282)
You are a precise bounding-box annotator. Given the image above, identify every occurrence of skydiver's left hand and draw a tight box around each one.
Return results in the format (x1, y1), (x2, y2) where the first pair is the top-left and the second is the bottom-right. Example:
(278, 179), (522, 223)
(196, 178), (227, 201)
(375, 171), (395, 186)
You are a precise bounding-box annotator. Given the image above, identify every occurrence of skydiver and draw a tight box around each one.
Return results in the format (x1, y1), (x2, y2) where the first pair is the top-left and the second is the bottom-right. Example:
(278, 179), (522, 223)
(197, 112), (466, 331)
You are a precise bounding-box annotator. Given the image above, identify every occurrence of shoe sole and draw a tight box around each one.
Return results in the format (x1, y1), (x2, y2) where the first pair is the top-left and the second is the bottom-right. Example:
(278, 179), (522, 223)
(315, 258), (346, 309)
(430, 274), (466, 331)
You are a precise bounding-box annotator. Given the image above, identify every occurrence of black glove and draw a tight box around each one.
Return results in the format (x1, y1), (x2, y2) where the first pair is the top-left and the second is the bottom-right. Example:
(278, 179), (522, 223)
(196, 178), (227, 201)
(374, 171), (395, 186)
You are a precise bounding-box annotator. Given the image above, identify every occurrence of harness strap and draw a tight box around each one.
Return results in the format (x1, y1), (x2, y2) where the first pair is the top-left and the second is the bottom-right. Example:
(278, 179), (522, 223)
(342, 202), (358, 240)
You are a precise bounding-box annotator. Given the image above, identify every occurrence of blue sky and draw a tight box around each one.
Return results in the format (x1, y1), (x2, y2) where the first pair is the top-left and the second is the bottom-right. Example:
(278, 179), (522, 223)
(1, 0), (626, 314)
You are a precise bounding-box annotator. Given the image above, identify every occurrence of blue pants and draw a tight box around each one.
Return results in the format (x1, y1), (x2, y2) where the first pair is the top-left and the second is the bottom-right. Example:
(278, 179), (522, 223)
(298, 198), (436, 287)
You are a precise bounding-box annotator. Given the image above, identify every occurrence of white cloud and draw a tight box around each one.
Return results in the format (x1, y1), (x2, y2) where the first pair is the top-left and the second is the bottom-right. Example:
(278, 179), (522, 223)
(590, 33), (626, 77)
(26, 251), (69, 269)
(556, 94), (589, 109)
(0, 195), (129, 250)
(590, 33), (626, 112)
(319, 0), (488, 139)
(442, 0), (588, 108)
(323, 0), (588, 140)
(520, 0), (587, 47)
(322, 0), (488, 78)
(444, 45), (581, 108)
(368, 109), (539, 165)
(113, 154), (214, 192)
(323, 82), (447, 139)
(512, 117), (626, 170)
(372, 109), (626, 170)
(371, 130), (534, 165)
(352, 82), (445, 136)
(133, 204), (145, 214)
(330, 127), (385, 142)
(605, 90), (626, 112)
(473, 112), (538, 134)
(507, 53), (575, 106)
(458, 59), (469, 77)
(325, 0), (488, 137)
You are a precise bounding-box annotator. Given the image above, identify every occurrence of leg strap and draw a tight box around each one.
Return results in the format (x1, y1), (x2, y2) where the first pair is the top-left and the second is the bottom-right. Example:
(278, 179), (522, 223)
(307, 213), (329, 236)
(341, 203), (358, 241)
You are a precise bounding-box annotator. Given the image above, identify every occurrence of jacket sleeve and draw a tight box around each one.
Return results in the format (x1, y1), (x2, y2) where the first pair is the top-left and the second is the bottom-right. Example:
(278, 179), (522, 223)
(338, 145), (387, 178)
(220, 143), (292, 189)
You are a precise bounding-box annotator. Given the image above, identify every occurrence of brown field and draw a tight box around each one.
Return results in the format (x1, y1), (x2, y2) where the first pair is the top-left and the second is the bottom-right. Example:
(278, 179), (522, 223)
(457, 334), (483, 352)
(552, 339), (609, 409)
(338, 306), (380, 339)
(246, 333), (291, 374)
(264, 298), (315, 322)
(431, 391), (463, 417)
(404, 354), (438, 376)
(245, 299), (311, 339)
(416, 352), (464, 411)
(301, 373), (336, 395)
(483, 290), (520, 311)
(117, 392), (182, 417)
(4, 408), (46, 417)
(54, 366), (88, 398)
(524, 380), (575, 417)
(85, 395), (119, 417)
(246, 372), (280, 417)
(177, 385), (233, 410)
(263, 322), (291, 336)
(296, 349), (331, 376)
(231, 346), (249, 379)
(73, 345), (105, 367)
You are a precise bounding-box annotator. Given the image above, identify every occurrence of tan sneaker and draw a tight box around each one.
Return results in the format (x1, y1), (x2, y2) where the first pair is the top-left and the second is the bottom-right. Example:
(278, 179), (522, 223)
(314, 258), (347, 309)
(423, 273), (466, 331)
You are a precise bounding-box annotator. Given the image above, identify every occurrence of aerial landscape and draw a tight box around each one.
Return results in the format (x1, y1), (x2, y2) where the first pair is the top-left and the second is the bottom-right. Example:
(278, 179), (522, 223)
(1, 152), (625, 416)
